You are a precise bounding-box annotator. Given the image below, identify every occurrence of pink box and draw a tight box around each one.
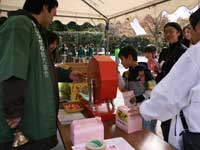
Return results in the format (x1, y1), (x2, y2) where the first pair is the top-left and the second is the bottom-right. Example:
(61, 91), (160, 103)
(70, 117), (104, 145)
(116, 105), (142, 133)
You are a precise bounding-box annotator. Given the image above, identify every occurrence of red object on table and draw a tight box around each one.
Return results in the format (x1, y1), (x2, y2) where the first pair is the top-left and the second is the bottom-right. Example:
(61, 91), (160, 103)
(80, 56), (118, 120)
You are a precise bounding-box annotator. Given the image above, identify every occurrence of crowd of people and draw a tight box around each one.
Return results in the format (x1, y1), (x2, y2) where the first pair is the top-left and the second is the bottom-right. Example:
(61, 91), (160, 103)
(57, 43), (95, 63)
(0, 0), (200, 150)
(119, 9), (200, 150)
(37, 28), (92, 63)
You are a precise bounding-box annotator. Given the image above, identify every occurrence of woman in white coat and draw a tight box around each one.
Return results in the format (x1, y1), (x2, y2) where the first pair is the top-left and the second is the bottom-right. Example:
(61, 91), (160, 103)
(132, 8), (200, 150)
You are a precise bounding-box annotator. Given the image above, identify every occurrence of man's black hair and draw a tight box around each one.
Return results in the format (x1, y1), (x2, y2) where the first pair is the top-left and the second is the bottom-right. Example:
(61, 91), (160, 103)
(118, 45), (137, 61)
(164, 22), (183, 41)
(23, 0), (58, 14)
(189, 8), (200, 30)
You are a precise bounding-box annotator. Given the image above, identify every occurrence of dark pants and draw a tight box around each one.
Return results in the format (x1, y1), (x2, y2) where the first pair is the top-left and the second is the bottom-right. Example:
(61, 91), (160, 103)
(0, 141), (12, 150)
(0, 135), (57, 150)
(161, 119), (171, 142)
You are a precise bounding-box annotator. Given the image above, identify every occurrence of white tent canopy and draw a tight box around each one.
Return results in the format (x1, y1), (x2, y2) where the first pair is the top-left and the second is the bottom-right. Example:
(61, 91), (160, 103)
(0, 0), (199, 24)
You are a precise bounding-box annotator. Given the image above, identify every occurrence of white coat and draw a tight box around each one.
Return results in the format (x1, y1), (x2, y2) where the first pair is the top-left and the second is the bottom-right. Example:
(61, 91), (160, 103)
(140, 42), (200, 149)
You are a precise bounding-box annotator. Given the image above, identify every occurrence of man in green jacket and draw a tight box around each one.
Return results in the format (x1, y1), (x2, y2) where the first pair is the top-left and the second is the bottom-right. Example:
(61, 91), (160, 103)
(0, 0), (83, 149)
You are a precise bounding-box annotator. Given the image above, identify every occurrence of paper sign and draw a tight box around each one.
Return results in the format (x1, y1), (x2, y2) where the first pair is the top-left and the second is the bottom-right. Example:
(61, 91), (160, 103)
(122, 91), (135, 108)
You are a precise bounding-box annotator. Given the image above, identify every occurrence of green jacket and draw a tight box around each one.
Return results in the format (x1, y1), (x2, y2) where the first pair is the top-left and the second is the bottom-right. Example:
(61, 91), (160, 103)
(0, 15), (57, 143)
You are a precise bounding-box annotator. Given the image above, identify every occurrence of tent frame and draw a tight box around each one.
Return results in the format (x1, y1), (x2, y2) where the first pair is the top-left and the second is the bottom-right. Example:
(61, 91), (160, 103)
(79, 0), (171, 54)
(1, 0), (196, 54)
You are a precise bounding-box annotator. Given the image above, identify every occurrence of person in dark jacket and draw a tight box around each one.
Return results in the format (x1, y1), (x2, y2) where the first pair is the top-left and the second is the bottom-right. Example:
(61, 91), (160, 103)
(118, 45), (157, 132)
(0, 0), (83, 150)
(46, 30), (85, 82)
(46, 30), (59, 62)
(157, 22), (187, 142)
(182, 24), (193, 48)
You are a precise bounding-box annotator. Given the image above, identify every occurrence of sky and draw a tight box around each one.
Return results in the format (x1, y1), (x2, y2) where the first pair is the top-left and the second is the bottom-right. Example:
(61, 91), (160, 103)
(131, 5), (199, 36)
(162, 5), (198, 22)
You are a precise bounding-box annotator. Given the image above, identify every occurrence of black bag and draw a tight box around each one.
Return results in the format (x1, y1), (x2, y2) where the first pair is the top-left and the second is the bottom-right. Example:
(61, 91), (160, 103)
(180, 111), (200, 150)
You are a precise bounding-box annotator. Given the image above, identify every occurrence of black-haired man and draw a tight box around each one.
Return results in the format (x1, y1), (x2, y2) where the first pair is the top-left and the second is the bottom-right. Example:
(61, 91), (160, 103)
(0, 0), (81, 149)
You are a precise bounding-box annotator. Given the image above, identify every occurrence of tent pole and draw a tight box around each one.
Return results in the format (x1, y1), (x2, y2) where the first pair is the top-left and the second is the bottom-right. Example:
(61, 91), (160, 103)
(105, 20), (110, 55)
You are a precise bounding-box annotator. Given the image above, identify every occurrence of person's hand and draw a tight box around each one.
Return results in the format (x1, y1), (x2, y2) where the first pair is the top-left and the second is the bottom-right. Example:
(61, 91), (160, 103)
(69, 71), (86, 82)
(119, 87), (127, 92)
(6, 117), (21, 129)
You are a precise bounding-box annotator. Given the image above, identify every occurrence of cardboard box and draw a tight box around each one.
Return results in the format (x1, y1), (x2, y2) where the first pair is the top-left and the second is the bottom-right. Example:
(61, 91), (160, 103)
(70, 117), (104, 145)
(58, 82), (88, 102)
(56, 62), (88, 73)
(116, 105), (142, 133)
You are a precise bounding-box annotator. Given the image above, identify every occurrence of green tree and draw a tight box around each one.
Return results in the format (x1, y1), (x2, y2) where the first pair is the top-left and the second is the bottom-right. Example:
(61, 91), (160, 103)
(120, 36), (152, 55)
(48, 20), (65, 31)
